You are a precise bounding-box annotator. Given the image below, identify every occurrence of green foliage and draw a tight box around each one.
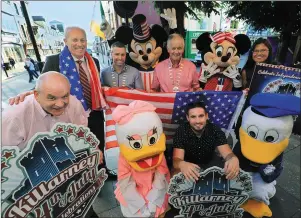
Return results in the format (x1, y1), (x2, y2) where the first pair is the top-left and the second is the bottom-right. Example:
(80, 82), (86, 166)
(224, 1), (300, 34)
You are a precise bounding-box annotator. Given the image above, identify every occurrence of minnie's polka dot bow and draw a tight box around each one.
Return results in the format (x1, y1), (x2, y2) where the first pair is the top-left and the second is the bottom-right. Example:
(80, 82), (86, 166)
(211, 32), (236, 44)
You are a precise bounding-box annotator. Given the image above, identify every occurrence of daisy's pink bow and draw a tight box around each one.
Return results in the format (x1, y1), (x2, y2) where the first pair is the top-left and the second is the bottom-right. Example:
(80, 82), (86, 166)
(211, 32), (236, 44)
(112, 100), (156, 125)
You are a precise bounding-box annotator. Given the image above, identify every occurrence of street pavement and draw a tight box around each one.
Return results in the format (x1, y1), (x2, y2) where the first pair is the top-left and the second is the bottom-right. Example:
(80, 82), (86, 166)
(1, 57), (300, 218)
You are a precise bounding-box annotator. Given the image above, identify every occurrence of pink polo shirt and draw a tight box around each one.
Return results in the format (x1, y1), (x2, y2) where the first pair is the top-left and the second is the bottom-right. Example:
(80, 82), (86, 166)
(151, 58), (200, 93)
(2, 95), (88, 151)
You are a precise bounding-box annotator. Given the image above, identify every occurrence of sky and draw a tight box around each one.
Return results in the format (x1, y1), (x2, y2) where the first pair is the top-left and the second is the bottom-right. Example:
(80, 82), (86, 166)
(27, 1), (102, 43)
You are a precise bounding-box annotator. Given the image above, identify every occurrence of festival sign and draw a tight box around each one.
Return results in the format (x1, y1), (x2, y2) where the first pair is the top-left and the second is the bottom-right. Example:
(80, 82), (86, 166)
(168, 166), (252, 218)
(248, 63), (301, 134)
(1, 123), (108, 218)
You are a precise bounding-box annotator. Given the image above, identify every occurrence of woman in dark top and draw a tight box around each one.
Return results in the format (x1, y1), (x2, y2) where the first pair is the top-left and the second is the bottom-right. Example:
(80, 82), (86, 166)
(241, 38), (273, 89)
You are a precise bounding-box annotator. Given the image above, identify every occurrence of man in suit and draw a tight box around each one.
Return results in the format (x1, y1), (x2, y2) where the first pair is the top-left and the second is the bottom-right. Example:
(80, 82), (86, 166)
(42, 46), (101, 73)
(10, 27), (107, 157)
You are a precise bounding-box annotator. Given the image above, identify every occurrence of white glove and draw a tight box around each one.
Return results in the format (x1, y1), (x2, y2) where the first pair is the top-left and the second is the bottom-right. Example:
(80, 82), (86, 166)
(222, 65), (242, 88)
(100, 20), (114, 40)
(199, 62), (220, 83)
(263, 165), (276, 175)
(160, 8), (177, 29)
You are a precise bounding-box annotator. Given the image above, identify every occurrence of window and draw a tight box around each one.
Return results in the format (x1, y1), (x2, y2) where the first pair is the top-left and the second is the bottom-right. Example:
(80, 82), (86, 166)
(13, 3), (19, 15)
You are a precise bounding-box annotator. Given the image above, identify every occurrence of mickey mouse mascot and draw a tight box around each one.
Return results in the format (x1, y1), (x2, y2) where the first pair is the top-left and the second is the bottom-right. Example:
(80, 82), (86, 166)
(234, 93), (300, 217)
(101, 8), (178, 92)
(196, 32), (251, 91)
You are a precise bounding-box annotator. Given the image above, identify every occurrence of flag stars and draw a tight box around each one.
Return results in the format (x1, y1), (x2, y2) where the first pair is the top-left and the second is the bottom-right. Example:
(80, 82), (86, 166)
(65, 63), (69, 67)
(63, 70), (67, 74)
(73, 68), (76, 72)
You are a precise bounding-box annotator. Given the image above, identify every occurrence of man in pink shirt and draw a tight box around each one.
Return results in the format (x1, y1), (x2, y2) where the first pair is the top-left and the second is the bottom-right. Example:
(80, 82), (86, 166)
(2, 72), (96, 152)
(151, 33), (200, 93)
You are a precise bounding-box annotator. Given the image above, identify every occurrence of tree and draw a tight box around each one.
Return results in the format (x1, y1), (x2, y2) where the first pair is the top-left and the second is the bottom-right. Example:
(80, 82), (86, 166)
(154, 1), (220, 38)
(224, 1), (301, 65)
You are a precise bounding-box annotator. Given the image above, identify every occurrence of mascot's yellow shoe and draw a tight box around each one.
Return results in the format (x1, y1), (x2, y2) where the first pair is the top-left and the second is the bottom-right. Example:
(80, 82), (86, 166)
(241, 199), (272, 218)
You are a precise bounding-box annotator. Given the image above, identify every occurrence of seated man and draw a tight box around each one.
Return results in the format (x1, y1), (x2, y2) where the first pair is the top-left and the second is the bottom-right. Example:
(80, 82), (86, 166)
(172, 102), (239, 181)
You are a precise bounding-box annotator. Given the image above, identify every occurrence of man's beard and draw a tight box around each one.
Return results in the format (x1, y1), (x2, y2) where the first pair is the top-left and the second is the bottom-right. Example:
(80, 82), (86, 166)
(191, 123), (206, 136)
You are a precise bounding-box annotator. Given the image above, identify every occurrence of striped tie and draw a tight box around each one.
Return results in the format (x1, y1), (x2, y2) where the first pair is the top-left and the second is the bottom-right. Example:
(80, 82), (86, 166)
(76, 60), (92, 108)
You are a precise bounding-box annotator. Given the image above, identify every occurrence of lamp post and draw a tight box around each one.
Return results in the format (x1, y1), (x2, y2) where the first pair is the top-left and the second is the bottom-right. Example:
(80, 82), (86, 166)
(20, 1), (43, 71)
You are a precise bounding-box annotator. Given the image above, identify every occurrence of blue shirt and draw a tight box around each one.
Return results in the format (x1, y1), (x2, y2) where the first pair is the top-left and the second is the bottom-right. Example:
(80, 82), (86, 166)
(101, 65), (143, 89)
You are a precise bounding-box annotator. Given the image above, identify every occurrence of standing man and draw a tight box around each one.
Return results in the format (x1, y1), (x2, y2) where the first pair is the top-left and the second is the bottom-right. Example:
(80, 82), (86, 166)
(8, 27), (107, 168)
(101, 41), (143, 89)
(172, 102), (239, 181)
(24, 57), (39, 83)
(9, 57), (15, 69)
(151, 33), (200, 93)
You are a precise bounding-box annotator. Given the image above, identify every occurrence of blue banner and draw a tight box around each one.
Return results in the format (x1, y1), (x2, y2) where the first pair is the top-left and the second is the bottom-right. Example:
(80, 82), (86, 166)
(248, 63), (301, 135)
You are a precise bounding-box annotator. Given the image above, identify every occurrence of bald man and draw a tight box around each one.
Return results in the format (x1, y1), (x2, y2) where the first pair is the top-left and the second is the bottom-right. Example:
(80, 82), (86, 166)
(10, 27), (106, 158)
(2, 72), (89, 150)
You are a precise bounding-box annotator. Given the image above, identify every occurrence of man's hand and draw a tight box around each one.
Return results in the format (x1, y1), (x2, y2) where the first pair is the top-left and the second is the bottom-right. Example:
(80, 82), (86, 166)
(179, 161), (200, 181)
(224, 155), (239, 180)
(98, 150), (104, 165)
(160, 8), (177, 29)
(199, 62), (220, 83)
(8, 91), (33, 105)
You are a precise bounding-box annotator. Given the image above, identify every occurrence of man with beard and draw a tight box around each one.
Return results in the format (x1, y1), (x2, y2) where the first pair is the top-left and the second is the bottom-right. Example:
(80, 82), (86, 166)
(172, 102), (239, 181)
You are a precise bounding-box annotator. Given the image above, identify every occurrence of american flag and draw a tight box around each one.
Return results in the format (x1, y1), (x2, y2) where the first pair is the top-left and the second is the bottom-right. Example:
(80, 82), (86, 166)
(104, 88), (245, 150)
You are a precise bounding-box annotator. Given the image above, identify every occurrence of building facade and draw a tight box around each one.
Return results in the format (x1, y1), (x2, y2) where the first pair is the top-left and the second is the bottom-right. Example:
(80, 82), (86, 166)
(1, 1), (27, 63)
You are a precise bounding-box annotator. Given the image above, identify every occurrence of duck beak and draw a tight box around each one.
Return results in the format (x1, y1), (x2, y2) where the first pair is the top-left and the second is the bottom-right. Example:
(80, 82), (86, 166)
(119, 133), (166, 171)
(239, 128), (289, 164)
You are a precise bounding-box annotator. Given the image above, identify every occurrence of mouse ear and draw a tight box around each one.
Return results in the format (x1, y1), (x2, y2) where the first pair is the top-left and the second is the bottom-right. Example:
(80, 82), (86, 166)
(150, 25), (168, 45)
(235, 34), (251, 55)
(196, 32), (212, 52)
(115, 26), (133, 45)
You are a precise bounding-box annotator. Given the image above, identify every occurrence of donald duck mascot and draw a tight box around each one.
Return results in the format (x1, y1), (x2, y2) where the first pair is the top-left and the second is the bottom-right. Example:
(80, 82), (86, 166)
(112, 100), (170, 217)
(234, 93), (300, 217)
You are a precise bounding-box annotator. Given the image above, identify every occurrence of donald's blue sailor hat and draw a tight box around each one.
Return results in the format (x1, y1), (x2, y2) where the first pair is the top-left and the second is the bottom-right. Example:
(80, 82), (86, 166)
(250, 93), (300, 118)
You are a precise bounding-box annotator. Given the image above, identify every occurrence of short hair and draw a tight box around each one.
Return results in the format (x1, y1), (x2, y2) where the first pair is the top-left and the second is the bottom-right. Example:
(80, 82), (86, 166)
(111, 41), (126, 49)
(64, 26), (86, 39)
(185, 101), (207, 115)
(167, 33), (184, 49)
